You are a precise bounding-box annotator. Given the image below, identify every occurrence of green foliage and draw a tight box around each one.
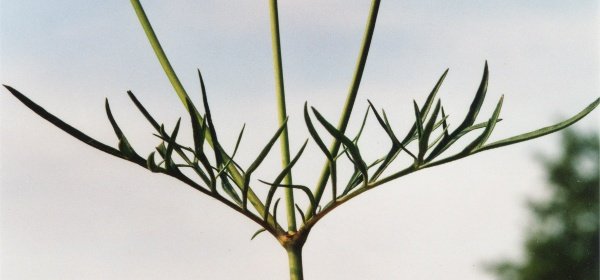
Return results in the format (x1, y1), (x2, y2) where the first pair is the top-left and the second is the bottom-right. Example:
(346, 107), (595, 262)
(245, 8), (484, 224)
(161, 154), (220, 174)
(487, 129), (599, 280)
(3, 0), (599, 279)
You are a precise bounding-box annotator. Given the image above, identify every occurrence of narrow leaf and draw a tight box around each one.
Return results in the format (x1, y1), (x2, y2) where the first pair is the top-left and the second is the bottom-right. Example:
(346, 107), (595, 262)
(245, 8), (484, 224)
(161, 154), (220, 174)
(418, 100), (441, 161)
(247, 118), (289, 174)
(352, 105), (371, 143)
(156, 142), (167, 158)
(427, 125), (450, 149)
(330, 160), (338, 202)
(427, 63), (489, 159)
(368, 100), (417, 181)
(455, 62), (489, 133)
(441, 106), (449, 139)
(273, 198), (281, 226)
(127, 90), (160, 130)
(311, 107), (368, 181)
(368, 100), (400, 145)
(425, 97), (599, 169)
(342, 157), (385, 196)
(342, 170), (363, 196)
(422, 100), (442, 143)
(3, 86), (143, 165)
(421, 69), (449, 119)
(186, 96), (206, 155)
(259, 180), (316, 214)
(382, 111), (417, 160)
(215, 124), (246, 179)
(199, 69), (224, 167)
(105, 99), (138, 159)
(243, 118), (289, 210)
(481, 97), (599, 151)
(425, 118), (503, 162)
(304, 103), (332, 160)
(461, 95), (503, 153)
(231, 124), (245, 157)
(305, 103), (339, 202)
(221, 176), (242, 206)
(401, 69), (448, 143)
(164, 119), (182, 170)
(295, 204), (306, 224)
(186, 100), (215, 185)
(459, 119), (502, 137)
(408, 114), (450, 143)
(250, 228), (267, 240)
(105, 99), (125, 140)
(413, 101), (423, 141)
(475, 95), (504, 148)
(262, 140), (309, 221)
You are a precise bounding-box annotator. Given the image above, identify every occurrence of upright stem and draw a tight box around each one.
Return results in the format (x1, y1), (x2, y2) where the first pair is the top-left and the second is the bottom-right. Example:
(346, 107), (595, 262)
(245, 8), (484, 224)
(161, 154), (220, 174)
(130, 0), (279, 230)
(269, 0), (296, 231)
(306, 0), (381, 219)
(286, 246), (304, 280)
(130, 0), (191, 109)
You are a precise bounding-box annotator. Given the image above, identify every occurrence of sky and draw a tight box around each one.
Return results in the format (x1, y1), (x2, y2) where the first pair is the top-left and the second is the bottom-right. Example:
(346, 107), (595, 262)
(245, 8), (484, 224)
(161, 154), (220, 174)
(1, 0), (598, 279)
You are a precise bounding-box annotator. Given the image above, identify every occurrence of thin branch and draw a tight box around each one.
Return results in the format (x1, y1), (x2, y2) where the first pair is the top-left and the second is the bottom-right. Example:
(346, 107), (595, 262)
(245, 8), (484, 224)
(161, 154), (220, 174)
(307, 0), (381, 220)
(269, 0), (296, 231)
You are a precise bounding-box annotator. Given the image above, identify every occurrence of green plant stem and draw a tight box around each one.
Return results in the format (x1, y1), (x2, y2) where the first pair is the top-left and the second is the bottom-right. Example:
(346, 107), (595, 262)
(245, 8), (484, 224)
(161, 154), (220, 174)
(295, 165), (418, 237)
(130, 0), (280, 231)
(286, 246), (304, 280)
(299, 96), (600, 232)
(3, 84), (283, 238)
(130, 0), (190, 109)
(269, 0), (296, 232)
(306, 0), (381, 219)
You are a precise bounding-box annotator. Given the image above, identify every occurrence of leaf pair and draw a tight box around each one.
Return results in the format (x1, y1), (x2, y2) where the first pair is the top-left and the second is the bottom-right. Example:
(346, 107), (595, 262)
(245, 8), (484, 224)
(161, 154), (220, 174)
(261, 140), (309, 221)
(105, 99), (143, 162)
(368, 69), (447, 181)
(3, 85), (135, 164)
(127, 88), (212, 186)
(127, 71), (242, 203)
(368, 101), (416, 171)
(303, 103), (338, 201)
(190, 70), (243, 204)
(421, 62), (600, 167)
(414, 100), (442, 163)
(260, 180), (315, 222)
(242, 117), (290, 211)
(426, 63), (489, 161)
(306, 105), (369, 189)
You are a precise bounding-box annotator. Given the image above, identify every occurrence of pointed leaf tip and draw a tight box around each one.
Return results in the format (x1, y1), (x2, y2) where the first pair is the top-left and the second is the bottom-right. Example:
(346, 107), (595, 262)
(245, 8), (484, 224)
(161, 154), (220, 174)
(481, 97), (599, 151)
(311, 106), (368, 178)
(413, 101), (423, 138)
(4, 86), (125, 160)
(304, 104), (332, 159)
(250, 228), (267, 240)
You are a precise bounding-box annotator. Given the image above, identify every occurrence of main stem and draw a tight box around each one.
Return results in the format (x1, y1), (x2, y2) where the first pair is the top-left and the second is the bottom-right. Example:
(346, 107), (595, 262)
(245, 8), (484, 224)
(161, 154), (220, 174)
(269, 0), (297, 232)
(286, 246), (304, 280)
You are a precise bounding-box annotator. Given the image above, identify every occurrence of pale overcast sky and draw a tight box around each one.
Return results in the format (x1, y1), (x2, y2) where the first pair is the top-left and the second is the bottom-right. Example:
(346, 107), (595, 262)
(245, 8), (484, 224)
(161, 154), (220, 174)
(1, 1), (598, 279)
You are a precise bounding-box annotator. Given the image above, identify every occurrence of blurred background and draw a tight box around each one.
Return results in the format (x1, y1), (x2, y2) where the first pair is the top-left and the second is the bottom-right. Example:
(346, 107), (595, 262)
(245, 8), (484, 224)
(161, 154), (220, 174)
(1, 1), (598, 279)
(487, 128), (598, 280)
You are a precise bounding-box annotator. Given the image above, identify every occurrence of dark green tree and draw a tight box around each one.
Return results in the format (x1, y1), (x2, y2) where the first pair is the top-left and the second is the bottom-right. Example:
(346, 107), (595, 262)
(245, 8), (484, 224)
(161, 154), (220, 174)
(488, 129), (599, 280)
